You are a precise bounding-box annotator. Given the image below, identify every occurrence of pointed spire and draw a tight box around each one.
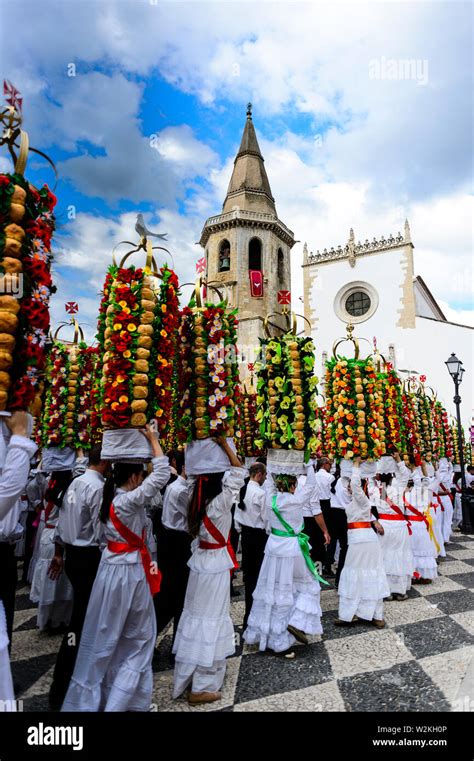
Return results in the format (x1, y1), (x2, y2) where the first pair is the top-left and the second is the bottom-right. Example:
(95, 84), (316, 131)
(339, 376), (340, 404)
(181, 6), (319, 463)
(404, 218), (411, 243)
(222, 105), (276, 214)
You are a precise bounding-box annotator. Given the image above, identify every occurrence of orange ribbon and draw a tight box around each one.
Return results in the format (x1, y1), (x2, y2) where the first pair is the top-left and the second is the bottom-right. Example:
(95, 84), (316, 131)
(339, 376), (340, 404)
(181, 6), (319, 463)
(347, 521), (372, 529)
(199, 514), (239, 571)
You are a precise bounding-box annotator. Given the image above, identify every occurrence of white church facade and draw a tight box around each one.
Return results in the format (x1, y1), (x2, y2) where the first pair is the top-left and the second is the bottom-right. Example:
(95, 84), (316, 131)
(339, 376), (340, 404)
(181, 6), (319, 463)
(302, 224), (473, 429)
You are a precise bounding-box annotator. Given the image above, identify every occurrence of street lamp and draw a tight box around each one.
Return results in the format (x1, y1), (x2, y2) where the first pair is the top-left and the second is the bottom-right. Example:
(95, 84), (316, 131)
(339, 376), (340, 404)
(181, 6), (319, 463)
(445, 353), (473, 533)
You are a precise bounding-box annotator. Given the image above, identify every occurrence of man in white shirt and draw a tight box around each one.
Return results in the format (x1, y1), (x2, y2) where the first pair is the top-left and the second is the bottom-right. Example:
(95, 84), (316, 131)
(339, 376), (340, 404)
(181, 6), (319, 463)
(316, 457), (336, 576)
(0, 411), (38, 652)
(234, 462), (268, 629)
(47, 445), (109, 709)
(330, 475), (351, 587)
(154, 450), (193, 654)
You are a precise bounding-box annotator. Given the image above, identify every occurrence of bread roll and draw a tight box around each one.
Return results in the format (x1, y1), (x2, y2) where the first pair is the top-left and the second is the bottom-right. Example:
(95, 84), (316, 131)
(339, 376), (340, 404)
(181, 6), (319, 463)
(140, 311), (154, 325)
(133, 373), (148, 386)
(141, 288), (155, 301)
(1, 257), (22, 274)
(0, 371), (11, 387)
(0, 390), (8, 408)
(141, 300), (155, 312)
(0, 350), (13, 370)
(0, 312), (18, 333)
(137, 324), (153, 336)
(133, 386), (148, 399)
(136, 348), (150, 360)
(135, 359), (149, 373)
(0, 333), (15, 351)
(4, 223), (25, 242)
(0, 296), (20, 314)
(137, 335), (152, 349)
(131, 413), (147, 427)
(8, 204), (25, 223)
(131, 399), (147, 413)
(11, 185), (27, 204)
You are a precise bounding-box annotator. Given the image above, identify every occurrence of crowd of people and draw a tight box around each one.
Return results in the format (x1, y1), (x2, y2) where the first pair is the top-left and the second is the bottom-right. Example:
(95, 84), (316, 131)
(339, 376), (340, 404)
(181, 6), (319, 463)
(0, 411), (473, 711)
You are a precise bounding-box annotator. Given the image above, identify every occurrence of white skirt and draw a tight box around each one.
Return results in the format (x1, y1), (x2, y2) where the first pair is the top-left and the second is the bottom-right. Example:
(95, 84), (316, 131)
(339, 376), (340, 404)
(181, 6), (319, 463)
(431, 508), (446, 557)
(378, 521), (414, 594)
(29, 527), (73, 630)
(409, 521), (438, 580)
(28, 515), (45, 584)
(173, 567), (235, 668)
(62, 561), (156, 712)
(243, 545), (322, 653)
(453, 494), (463, 527)
(440, 498), (453, 543)
(0, 601), (15, 709)
(338, 540), (390, 622)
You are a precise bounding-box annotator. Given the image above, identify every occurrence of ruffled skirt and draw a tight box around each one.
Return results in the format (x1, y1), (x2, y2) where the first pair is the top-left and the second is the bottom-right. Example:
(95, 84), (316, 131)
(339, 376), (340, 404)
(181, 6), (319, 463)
(378, 522), (414, 594)
(410, 522), (438, 580)
(30, 527), (73, 630)
(0, 601), (15, 708)
(338, 540), (390, 622)
(243, 549), (322, 653)
(62, 561), (156, 712)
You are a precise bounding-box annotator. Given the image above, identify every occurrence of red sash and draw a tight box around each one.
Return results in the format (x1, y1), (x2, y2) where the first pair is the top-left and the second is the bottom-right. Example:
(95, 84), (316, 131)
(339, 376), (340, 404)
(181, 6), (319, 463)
(199, 515), (239, 571)
(347, 521), (372, 529)
(403, 495), (429, 531)
(378, 489), (412, 535)
(107, 503), (161, 596)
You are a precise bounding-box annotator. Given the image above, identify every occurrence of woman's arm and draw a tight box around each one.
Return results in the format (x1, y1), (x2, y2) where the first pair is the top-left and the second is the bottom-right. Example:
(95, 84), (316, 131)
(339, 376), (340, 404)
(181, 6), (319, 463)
(122, 427), (169, 508)
(0, 413), (37, 521)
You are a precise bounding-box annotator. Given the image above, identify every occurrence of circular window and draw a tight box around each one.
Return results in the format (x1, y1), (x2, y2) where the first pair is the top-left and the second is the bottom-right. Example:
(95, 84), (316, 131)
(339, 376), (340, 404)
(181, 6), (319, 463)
(334, 282), (379, 324)
(345, 291), (371, 317)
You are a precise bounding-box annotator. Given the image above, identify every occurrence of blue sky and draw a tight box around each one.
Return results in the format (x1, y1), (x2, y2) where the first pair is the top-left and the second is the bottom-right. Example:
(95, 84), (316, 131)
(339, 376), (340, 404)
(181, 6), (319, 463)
(0, 0), (472, 340)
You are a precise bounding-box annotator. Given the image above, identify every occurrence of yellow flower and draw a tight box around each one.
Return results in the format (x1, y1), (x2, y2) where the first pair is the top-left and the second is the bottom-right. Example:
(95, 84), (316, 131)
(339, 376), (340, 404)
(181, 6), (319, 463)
(127, 323), (137, 332)
(112, 402), (119, 410)
(119, 300), (127, 308)
(156, 409), (163, 417)
(160, 329), (167, 338)
(161, 304), (167, 313)
(119, 395), (128, 403)
(155, 378), (163, 386)
(123, 350), (131, 358)
(113, 323), (122, 331)
(160, 358), (168, 367)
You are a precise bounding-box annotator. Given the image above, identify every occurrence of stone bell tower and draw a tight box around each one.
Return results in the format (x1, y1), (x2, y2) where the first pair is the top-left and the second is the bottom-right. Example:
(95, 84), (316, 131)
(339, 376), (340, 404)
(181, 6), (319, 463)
(199, 104), (295, 368)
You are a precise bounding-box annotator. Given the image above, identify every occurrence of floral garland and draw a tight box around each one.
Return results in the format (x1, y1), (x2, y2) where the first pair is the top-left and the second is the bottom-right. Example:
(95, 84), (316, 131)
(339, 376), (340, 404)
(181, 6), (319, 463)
(430, 400), (453, 460)
(451, 423), (467, 466)
(40, 342), (70, 446)
(240, 390), (264, 457)
(255, 335), (318, 454)
(149, 265), (180, 435)
(439, 406), (453, 458)
(413, 392), (433, 461)
(176, 302), (239, 442)
(325, 357), (386, 460)
(380, 368), (407, 454)
(101, 266), (144, 428)
(73, 346), (99, 448)
(401, 392), (422, 466)
(0, 173), (56, 412)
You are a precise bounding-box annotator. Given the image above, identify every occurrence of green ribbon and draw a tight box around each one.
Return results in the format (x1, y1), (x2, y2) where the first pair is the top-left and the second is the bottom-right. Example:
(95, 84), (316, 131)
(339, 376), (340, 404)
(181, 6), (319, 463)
(271, 496), (329, 585)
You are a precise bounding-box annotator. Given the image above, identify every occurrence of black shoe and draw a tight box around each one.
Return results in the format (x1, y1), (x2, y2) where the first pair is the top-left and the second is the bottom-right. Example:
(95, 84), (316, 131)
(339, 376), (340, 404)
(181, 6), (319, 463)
(230, 585), (240, 597)
(323, 566), (335, 578)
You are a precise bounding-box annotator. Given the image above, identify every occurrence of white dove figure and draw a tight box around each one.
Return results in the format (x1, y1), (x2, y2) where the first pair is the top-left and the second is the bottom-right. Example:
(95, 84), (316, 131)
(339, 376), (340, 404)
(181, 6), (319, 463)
(135, 213), (168, 241)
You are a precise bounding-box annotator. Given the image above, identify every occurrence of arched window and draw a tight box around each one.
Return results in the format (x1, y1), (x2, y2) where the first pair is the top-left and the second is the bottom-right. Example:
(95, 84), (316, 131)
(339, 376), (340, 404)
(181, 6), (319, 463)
(277, 248), (285, 284)
(248, 237), (262, 271)
(218, 239), (231, 272)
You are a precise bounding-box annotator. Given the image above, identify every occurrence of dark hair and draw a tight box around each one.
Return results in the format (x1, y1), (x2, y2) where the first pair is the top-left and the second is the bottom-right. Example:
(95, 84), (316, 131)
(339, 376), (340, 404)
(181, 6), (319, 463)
(249, 462), (266, 479)
(378, 473), (393, 486)
(100, 462), (145, 523)
(255, 456), (267, 465)
(45, 470), (73, 508)
(188, 472), (225, 538)
(167, 448), (185, 475)
(275, 474), (298, 492)
(88, 444), (103, 467)
(317, 457), (331, 471)
(453, 472), (462, 484)
(331, 464), (341, 494)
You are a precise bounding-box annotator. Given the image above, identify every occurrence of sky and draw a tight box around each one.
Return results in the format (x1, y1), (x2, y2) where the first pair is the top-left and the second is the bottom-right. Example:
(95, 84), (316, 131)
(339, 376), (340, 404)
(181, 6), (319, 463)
(0, 0), (472, 343)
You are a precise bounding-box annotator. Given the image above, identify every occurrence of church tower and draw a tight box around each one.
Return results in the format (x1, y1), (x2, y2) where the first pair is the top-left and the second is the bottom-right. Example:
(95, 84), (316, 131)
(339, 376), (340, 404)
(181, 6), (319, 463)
(199, 104), (295, 368)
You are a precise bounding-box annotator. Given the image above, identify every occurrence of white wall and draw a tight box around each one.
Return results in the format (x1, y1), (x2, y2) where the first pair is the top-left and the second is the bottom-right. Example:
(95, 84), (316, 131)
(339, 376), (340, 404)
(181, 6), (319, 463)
(306, 247), (473, 430)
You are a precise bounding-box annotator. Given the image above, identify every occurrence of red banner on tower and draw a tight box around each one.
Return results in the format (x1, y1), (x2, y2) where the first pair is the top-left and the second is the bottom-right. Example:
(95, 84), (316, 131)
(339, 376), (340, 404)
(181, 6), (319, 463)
(277, 290), (291, 305)
(249, 270), (263, 298)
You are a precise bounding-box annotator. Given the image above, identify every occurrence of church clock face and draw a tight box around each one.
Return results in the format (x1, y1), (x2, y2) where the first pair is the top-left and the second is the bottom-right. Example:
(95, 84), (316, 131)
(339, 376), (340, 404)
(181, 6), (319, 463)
(334, 281), (379, 324)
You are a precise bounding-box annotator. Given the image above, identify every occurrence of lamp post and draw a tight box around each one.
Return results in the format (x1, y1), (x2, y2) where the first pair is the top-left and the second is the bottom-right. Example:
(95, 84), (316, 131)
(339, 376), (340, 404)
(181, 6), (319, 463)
(445, 353), (473, 533)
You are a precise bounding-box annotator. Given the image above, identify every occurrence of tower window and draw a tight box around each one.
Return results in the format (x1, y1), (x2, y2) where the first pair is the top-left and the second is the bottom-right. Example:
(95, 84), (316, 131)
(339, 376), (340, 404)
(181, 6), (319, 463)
(219, 239), (231, 272)
(345, 291), (371, 317)
(277, 248), (284, 284)
(249, 237), (262, 271)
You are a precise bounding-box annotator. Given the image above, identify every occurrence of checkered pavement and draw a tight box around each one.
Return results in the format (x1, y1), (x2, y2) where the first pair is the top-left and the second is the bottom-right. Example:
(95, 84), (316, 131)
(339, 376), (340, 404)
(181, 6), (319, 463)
(10, 534), (474, 712)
